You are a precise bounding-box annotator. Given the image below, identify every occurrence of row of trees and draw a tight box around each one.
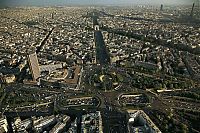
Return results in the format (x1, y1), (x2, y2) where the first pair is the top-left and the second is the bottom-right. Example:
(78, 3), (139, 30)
(175, 92), (200, 100)
(148, 109), (189, 133)
(131, 74), (192, 90)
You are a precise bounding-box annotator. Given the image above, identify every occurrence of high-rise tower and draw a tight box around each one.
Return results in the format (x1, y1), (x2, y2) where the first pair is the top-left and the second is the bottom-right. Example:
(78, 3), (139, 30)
(27, 51), (40, 81)
(160, 4), (163, 11)
(190, 3), (195, 17)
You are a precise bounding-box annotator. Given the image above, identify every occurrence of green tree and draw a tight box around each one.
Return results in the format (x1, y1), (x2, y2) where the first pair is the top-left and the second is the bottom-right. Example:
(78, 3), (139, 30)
(169, 83), (173, 89)
(180, 123), (188, 133)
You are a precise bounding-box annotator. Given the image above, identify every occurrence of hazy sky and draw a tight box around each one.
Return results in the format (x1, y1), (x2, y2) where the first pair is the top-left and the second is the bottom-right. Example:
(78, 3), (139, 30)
(0, 0), (195, 7)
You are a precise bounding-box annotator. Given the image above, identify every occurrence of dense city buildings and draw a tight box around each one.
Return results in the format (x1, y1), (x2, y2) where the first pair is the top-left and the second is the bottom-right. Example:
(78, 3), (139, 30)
(0, 1), (200, 133)
(127, 110), (161, 133)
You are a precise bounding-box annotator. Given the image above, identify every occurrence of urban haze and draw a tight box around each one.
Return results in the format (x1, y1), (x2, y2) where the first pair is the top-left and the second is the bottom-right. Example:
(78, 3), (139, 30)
(0, 0), (195, 7)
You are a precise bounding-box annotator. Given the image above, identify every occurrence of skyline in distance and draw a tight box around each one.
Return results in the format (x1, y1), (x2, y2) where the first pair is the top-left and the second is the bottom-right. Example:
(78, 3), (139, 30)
(0, 0), (195, 7)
